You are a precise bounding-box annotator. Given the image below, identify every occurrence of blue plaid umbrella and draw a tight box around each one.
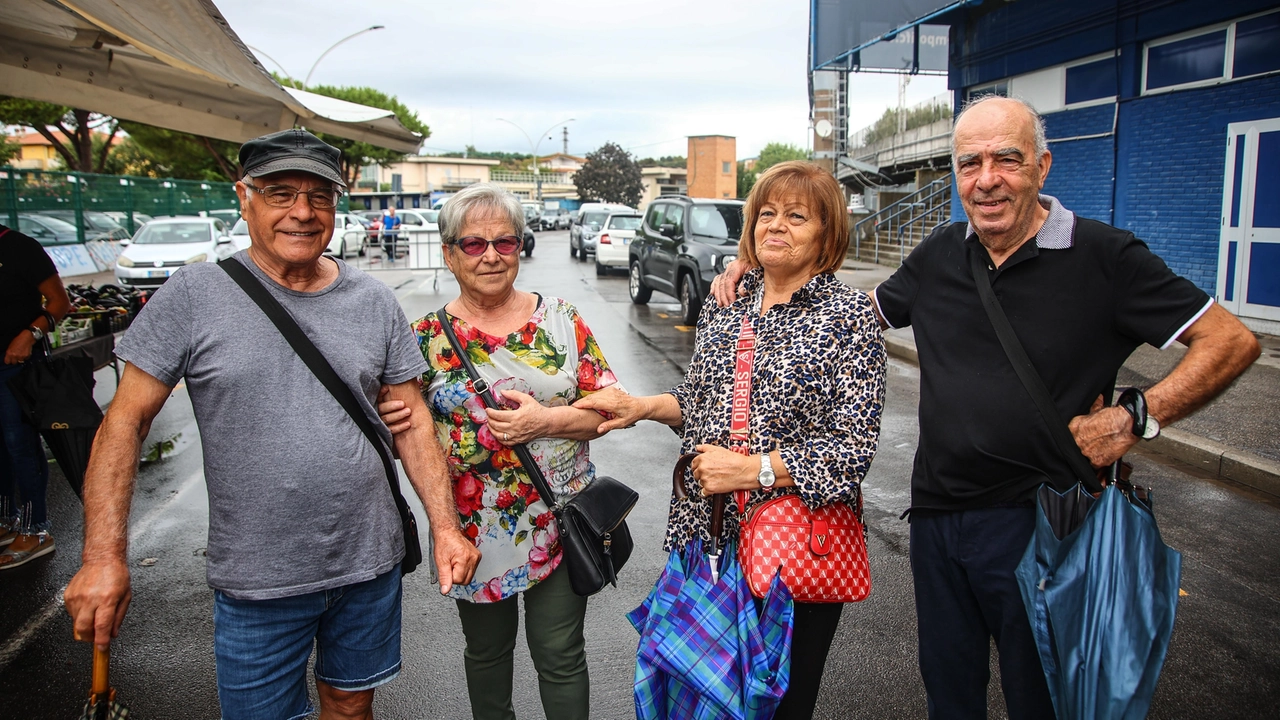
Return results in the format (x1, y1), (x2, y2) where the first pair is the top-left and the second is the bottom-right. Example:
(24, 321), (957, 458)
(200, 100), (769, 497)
(1016, 484), (1182, 720)
(629, 539), (794, 720)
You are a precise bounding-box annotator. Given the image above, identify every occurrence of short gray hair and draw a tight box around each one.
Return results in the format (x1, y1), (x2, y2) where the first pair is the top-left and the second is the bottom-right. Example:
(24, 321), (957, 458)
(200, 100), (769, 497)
(437, 183), (526, 245)
(952, 94), (1048, 167)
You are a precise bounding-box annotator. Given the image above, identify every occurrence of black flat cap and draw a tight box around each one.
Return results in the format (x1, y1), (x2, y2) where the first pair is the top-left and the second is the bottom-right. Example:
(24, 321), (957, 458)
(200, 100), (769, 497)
(239, 129), (346, 188)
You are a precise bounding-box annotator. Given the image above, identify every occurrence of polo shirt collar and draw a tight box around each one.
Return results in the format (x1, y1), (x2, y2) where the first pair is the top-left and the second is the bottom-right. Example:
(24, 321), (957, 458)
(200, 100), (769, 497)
(965, 194), (1075, 249)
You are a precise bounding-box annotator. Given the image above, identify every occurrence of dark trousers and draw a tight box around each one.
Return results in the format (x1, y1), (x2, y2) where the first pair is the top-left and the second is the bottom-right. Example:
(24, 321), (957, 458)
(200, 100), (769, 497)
(0, 360), (49, 530)
(909, 507), (1054, 720)
(757, 600), (844, 720)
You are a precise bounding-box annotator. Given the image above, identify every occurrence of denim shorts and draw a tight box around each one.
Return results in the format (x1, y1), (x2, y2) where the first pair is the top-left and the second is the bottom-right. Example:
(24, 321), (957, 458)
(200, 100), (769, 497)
(212, 564), (402, 720)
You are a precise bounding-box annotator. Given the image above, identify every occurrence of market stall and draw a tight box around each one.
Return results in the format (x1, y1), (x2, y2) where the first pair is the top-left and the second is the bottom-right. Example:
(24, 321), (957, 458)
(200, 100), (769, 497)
(50, 284), (146, 383)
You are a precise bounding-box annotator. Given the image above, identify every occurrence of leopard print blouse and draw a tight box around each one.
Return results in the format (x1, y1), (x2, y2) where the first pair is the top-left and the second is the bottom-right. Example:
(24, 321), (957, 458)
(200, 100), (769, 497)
(663, 268), (886, 551)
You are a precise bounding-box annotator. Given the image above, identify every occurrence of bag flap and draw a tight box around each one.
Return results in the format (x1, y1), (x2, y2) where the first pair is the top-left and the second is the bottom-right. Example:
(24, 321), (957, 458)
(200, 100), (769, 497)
(565, 475), (639, 535)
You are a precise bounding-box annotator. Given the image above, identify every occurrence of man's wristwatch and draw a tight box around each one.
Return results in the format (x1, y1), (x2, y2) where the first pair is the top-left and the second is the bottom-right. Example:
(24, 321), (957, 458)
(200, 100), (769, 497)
(1117, 387), (1160, 440)
(757, 453), (776, 489)
(27, 325), (45, 342)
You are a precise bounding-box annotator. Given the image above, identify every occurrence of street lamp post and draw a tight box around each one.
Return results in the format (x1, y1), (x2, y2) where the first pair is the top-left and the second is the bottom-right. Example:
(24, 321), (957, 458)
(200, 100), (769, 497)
(304, 26), (385, 88)
(496, 117), (575, 201)
(248, 26), (385, 88)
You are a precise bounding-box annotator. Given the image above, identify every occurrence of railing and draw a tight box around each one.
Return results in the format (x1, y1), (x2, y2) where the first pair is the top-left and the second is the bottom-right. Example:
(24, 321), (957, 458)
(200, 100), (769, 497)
(489, 170), (575, 185)
(440, 177), (482, 188)
(848, 91), (952, 151)
(852, 178), (951, 267)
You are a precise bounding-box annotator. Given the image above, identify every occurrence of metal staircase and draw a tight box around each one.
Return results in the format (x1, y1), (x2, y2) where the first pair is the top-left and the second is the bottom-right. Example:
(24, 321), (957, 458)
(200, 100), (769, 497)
(851, 178), (952, 267)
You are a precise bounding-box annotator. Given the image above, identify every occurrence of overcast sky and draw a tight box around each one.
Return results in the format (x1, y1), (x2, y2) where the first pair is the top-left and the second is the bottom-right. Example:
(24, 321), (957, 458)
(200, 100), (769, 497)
(216, 0), (948, 160)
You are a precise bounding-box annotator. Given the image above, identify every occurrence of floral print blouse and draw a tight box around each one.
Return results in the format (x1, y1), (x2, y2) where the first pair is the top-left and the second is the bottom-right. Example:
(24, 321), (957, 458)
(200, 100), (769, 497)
(665, 269), (886, 551)
(414, 296), (618, 603)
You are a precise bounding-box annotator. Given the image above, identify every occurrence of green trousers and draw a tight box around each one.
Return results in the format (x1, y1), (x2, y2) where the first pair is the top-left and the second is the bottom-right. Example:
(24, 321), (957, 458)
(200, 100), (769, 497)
(455, 563), (590, 720)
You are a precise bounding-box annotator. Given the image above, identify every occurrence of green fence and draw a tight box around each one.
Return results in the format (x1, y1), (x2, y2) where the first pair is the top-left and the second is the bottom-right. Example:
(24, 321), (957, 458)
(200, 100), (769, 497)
(1, 166), (242, 243)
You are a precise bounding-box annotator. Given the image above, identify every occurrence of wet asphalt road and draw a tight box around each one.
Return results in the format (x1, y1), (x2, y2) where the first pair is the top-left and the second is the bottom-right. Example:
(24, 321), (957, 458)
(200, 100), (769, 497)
(2, 230), (1278, 719)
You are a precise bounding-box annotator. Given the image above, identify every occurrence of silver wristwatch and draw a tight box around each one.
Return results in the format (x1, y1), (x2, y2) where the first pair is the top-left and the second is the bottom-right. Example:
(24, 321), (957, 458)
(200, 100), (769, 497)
(28, 325), (45, 342)
(757, 453), (776, 489)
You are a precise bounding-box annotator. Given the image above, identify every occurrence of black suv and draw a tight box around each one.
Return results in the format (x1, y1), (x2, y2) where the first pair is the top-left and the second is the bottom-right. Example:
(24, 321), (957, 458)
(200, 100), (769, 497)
(628, 196), (744, 324)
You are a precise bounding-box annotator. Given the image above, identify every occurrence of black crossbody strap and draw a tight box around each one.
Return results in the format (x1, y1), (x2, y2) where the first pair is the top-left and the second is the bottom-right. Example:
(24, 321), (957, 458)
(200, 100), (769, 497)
(434, 303), (559, 509)
(218, 258), (413, 516)
(967, 247), (1103, 493)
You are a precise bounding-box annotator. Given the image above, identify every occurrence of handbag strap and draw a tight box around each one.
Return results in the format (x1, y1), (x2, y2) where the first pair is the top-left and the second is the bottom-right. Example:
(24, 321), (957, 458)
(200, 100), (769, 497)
(217, 258), (414, 517)
(434, 301), (559, 510)
(967, 246), (1103, 493)
(730, 315), (758, 516)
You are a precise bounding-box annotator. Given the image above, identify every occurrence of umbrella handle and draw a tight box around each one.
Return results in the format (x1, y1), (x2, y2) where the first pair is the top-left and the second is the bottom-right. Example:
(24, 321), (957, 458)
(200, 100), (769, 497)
(672, 452), (700, 500)
(92, 645), (110, 696)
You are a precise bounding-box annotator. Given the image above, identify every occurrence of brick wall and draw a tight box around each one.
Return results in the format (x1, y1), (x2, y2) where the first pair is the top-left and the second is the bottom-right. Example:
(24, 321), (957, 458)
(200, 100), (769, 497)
(686, 136), (737, 200)
(1116, 74), (1280, 293)
(1042, 103), (1116, 224)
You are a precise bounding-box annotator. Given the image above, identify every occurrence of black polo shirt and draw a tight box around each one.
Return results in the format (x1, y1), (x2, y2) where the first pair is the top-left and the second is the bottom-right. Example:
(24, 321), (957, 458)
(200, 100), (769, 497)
(874, 198), (1211, 512)
(0, 224), (58, 348)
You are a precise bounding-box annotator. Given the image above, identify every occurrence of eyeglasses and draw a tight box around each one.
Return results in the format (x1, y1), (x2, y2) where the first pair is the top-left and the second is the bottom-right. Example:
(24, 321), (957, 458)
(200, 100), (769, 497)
(451, 235), (522, 256)
(245, 183), (340, 210)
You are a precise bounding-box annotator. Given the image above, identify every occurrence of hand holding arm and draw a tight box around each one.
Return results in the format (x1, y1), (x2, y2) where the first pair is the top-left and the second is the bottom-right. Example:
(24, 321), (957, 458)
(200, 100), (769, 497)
(571, 387), (683, 434)
(65, 363), (173, 648)
(485, 389), (605, 444)
(377, 384), (412, 435)
(384, 380), (480, 595)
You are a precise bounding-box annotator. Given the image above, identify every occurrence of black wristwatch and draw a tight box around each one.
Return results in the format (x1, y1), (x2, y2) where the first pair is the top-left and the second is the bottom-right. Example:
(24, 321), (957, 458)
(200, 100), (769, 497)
(1116, 387), (1160, 440)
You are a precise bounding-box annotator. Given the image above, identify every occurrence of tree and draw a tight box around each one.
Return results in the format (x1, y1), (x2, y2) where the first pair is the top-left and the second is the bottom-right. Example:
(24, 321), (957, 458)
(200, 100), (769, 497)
(277, 76), (430, 187)
(859, 101), (950, 146)
(0, 134), (19, 166)
(637, 155), (685, 168)
(737, 161), (757, 199)
(737, 142), (810, 197)
(574, 143), (643, 207)
(106, 122), (241, 181)
(0, 97), (120, 173)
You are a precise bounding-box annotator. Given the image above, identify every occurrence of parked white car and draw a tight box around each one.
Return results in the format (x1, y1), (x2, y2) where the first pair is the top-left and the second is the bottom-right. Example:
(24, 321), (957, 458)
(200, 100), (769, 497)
(327, 213), (369, 258)
(114, 217), (236, 289)
(594, 212), (643, 276)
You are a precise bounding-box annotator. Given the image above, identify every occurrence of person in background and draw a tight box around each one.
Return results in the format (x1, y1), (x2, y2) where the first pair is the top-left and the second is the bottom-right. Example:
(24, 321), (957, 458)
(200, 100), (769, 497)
(0, 223), (71, 570)
(381, 206), (403, 262)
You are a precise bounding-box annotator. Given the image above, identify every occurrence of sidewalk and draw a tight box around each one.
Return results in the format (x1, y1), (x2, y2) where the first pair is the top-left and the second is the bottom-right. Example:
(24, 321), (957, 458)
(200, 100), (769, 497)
(836, 259), (1280, 499)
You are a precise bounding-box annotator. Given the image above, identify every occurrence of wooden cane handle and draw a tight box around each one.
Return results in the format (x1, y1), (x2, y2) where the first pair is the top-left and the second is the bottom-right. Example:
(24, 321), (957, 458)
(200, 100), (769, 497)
(92, 645), (110, 696)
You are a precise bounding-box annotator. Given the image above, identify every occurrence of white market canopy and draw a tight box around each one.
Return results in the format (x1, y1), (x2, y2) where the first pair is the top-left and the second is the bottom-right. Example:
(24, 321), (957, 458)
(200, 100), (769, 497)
(0, 0), (422, 153)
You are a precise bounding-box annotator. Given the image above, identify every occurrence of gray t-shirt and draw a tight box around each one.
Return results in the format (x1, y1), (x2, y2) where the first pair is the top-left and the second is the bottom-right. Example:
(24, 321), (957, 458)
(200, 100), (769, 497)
(116, 251), (427, 600)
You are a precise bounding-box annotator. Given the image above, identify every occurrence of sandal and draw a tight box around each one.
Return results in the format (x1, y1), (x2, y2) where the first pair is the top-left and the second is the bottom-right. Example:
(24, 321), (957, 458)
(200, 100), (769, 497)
(0, 532), (55, 570)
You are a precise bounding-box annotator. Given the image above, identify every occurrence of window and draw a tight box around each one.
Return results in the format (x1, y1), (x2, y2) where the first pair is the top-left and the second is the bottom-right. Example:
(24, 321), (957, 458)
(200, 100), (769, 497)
(665, 204), (685, 235)
(722, 161), (731, 174)
(645, 203), (666, 231)
(1065, 57), (1117, 105)
(1233, 11), (1280, 78)
(1146, 30), (1226, 91)
(1144, 11), (1280, 94)
(965, 82), (1007, 101)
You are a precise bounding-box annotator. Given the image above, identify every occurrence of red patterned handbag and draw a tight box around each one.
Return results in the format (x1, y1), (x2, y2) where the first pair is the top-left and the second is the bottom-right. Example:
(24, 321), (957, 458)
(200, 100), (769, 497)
(725, 313), (872, 603)
(736, 492), (871, 603)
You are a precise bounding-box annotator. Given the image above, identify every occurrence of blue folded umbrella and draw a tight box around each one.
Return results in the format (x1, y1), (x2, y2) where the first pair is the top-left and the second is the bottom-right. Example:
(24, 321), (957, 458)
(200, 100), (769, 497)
(629, 539), (794, 720)
(1017, 484), (1182, 720)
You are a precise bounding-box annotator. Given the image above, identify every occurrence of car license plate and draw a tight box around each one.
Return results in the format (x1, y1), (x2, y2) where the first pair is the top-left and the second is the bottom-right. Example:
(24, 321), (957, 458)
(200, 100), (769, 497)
(623, 237), (631, 245)
(147, 270), (170, 278)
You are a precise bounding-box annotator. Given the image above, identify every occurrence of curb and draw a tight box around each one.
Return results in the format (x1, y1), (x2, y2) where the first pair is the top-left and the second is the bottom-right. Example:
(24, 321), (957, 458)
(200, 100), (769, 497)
(880, 335), (1280, 500)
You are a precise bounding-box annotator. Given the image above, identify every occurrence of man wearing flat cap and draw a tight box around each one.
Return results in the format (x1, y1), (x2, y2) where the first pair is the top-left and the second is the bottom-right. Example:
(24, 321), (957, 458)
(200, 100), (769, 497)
(65, 129), (480, 720)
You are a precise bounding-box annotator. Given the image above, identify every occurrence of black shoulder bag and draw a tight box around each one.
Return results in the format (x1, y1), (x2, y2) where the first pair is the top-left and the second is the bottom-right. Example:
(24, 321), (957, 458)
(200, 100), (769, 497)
(968, 247), (1151, 510)
(436, 304), (637, 596)
(219, 258), (422, 575)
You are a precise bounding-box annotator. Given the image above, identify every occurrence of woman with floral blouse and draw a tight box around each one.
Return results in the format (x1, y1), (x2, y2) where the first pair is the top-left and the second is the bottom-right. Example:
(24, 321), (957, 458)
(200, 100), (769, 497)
(382, 182), (617, 720)
(576, 161), (887, 719)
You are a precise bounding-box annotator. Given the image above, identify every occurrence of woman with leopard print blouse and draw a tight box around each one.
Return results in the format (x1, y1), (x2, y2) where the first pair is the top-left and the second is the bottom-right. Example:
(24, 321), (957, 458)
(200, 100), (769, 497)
(576, 161), (887, 719)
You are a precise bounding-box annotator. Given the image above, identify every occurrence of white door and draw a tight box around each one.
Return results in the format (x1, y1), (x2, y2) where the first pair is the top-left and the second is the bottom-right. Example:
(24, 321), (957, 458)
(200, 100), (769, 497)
(1218, 118), (1280, 322)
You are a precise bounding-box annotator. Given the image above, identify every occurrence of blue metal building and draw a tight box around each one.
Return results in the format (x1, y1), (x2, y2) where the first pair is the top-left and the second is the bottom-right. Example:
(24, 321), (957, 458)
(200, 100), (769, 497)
(814, 0), (1280, 333)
